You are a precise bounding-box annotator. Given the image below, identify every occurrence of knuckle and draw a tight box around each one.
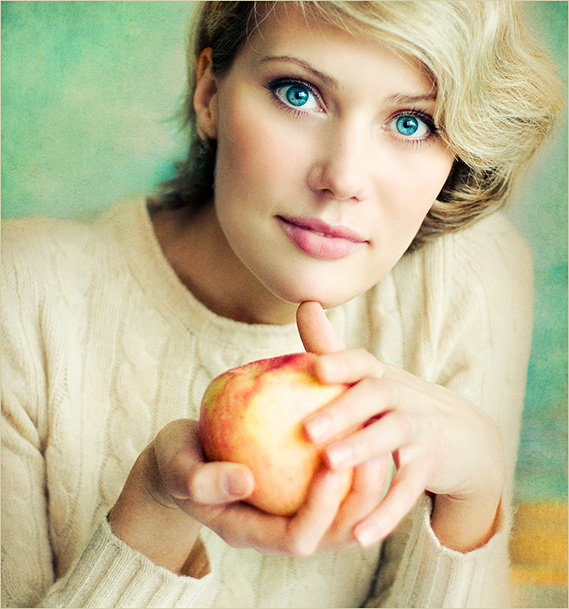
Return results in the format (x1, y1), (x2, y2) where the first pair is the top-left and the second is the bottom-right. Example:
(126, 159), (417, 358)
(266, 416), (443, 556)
(218, 528), (247, 550)
(353, 346), (370, 360)
(350, 435), (371, 463)
(187, 467), (207, 501)
(366, 375), (394, 406)
(159, 461), (187, 498)
(288, 537), (317, 557)
(394, 410), (415, 440)
(187, 463), (225, 503)
(379, 376), (396, 403)
(284, 526), (319, 556)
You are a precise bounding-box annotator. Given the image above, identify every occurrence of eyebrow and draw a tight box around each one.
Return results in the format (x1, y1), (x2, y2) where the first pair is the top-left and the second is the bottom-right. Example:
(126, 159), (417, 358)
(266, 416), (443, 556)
(258, 55), (437, 104)
(258, 55), (338, 90)
(385, 92), (437, 105)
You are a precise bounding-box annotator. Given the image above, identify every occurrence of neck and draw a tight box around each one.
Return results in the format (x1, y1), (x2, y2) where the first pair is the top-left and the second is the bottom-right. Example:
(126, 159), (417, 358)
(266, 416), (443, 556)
(151, 203), (298, 325)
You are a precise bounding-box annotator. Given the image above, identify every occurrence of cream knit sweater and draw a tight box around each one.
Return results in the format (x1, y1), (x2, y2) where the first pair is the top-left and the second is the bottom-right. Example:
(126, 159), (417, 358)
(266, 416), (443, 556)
(1, 197), (533, 608)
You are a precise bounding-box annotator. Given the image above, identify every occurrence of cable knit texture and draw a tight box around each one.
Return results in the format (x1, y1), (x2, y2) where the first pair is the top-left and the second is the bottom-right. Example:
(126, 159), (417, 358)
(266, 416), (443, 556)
(1, 197), (533, 608)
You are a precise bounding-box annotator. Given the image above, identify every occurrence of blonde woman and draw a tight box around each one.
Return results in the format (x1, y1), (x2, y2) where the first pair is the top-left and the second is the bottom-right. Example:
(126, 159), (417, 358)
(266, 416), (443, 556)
(1, 2), (563, 607)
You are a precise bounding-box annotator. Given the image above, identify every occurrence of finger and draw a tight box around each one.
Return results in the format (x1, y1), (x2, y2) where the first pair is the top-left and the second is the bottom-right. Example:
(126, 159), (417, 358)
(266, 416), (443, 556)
(353, 463), (428, 547)
(315, 347), (386, 385)
(285, 466), (346, 556)
(153, 419), (203, 500)
(305, 375), (396, 445)
(189, 462), (255, 504)
(324, 409), (416, 470)
(188, 496), (289, 551)
(154, 419), (254, 504)
(325, 456), (390, 547)
(205, 467), (345, 555)
(296, 301), (345, 355)
(348, 456), (391, 510)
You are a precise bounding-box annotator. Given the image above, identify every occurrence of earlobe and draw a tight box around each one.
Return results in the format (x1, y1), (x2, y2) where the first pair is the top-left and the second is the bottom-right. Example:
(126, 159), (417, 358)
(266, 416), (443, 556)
(194, 48), (218, 140)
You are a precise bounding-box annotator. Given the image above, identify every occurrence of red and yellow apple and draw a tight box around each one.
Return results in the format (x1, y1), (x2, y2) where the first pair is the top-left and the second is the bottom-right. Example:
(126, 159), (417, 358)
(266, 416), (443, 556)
(199, 352), (352, 516)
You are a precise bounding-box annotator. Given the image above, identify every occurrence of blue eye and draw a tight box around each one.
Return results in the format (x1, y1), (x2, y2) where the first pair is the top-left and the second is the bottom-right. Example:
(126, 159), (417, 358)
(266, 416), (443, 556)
(388, 113), (432, 140)
(286, 85), (310, 107)
(270, 80), (320, 112)
(397, 116), (420, 135)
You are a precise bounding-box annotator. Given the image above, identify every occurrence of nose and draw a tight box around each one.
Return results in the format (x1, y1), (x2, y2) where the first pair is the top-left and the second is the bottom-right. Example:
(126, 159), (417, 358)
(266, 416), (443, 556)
(307, 121), (371, 202)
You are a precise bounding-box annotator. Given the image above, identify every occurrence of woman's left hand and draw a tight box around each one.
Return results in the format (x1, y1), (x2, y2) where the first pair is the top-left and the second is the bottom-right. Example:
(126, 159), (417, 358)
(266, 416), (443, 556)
(296, 301), (506, 553)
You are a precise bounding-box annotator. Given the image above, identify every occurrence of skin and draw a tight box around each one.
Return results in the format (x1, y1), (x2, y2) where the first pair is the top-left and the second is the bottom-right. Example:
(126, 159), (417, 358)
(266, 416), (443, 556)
(109, 6), (505, 574)
(151, 7), (454, 325)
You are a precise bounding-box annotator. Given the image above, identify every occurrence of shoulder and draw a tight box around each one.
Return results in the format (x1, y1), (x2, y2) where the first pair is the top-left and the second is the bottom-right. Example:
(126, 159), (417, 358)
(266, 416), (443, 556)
(353, 213), (534, 374)
(1, 199), (149, 325)
(393, 213), (533, 305)
(407, 214), (533, 363)
(2, 197), (145, 278)
(2, 216), (90, 290)
(3, 215), (91, 265)
(437, 212), (532, 276)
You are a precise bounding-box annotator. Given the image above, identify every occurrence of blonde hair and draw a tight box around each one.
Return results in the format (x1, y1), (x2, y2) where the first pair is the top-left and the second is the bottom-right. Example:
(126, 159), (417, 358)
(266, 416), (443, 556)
(159, 1), (563, 250)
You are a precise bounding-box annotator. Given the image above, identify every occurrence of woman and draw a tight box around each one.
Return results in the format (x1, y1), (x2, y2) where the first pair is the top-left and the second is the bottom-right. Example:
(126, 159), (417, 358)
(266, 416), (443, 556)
(1, 2), (563, 607)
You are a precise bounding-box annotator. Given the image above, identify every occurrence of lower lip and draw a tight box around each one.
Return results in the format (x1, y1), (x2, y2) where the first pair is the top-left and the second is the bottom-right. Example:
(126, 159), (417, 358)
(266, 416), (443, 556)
(277, 217), (365, 260)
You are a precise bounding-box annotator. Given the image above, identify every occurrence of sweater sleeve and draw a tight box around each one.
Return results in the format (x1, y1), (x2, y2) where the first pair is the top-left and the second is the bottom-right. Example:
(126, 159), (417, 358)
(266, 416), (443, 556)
(1, 219), (212, 608)
(37, 518), (212, 608)
(366, 215), (534, 608)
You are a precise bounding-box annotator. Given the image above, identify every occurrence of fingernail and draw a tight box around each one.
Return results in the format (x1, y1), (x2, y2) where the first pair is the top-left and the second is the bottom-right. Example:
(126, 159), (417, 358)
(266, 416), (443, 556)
(223, 469), (250, 498)
(316, 357), (336, 380)
(354, 520), (382, 547)
(326, 443), (353, 468)
(305, 414), (332, 442)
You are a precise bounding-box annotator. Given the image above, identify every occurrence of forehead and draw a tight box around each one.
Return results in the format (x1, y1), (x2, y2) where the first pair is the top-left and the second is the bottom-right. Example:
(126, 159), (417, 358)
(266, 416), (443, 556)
(240, 4), (435, 95)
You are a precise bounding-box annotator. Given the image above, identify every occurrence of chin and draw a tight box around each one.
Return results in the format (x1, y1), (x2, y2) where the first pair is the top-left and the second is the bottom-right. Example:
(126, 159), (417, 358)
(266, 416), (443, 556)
(267, 277), (360, 311)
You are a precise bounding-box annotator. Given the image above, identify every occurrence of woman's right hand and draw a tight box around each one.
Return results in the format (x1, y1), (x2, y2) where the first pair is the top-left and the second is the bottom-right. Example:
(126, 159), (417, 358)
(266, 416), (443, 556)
(108, 418), (382, 575)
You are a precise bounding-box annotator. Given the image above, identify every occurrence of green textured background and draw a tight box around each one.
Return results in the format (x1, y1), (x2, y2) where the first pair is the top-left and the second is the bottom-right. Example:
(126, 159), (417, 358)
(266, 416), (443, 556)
(2, 1), (567, 503)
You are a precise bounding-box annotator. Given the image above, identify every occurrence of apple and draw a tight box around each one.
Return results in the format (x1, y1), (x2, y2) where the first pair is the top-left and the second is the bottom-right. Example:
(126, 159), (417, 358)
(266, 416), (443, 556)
(199, 352), (352, 516)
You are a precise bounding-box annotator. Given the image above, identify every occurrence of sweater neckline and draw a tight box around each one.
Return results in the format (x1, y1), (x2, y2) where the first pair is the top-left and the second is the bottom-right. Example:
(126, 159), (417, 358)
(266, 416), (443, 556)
(108, 197), (303, 353)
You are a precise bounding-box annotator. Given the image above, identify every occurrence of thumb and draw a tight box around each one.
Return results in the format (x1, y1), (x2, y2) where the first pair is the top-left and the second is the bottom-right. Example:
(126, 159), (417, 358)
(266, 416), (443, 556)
(296, 301), (345, 355)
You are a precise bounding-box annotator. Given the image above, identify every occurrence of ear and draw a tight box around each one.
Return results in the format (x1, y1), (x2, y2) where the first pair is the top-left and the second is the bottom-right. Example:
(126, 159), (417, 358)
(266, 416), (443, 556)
(194, 48), (218, 140)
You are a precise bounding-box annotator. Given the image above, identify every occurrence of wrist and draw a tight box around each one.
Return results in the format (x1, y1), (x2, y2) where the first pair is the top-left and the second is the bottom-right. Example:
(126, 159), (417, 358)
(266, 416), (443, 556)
(108, 445), (203, 575)
(430, 489), (503, 553)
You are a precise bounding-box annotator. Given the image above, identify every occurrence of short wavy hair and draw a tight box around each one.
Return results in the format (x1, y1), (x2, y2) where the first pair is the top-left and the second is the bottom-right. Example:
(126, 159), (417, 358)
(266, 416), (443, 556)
(158, 1), (563, 250)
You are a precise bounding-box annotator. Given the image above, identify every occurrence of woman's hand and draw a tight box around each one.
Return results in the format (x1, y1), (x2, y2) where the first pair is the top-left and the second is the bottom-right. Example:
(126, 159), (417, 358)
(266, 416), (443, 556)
(296, 301), (506, 553)
(148, 418), (362, 556)
(108, 298), (504, 573)
(108, 414), (388, 574)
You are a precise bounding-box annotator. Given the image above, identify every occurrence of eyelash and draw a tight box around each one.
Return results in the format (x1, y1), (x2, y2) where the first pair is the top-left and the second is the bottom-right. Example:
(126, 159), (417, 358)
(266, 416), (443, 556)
(265, 76), (438, 146)
(266, 77), (323, 117)
(388, 110), (438, 147)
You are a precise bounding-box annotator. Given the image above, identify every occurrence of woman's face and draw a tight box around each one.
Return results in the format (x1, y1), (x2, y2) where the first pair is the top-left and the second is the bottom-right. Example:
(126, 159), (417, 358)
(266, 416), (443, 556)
(198, 7), (454, 311)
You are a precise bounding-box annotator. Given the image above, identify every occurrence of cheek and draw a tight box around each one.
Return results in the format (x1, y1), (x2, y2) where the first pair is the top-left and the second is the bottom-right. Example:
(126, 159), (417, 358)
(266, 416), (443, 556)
(216, 94), (306, 198)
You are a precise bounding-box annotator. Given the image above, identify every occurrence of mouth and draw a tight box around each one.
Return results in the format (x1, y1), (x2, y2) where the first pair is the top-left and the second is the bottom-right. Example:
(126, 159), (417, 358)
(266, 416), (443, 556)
(277, 215), (367, 260)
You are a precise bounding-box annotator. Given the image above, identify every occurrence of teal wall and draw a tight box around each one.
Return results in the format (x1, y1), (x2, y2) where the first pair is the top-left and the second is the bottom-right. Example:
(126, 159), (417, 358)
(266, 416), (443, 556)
(506, 2), (568, 503)
(2, 1), (192, 219)
(2, 1), (567, 502)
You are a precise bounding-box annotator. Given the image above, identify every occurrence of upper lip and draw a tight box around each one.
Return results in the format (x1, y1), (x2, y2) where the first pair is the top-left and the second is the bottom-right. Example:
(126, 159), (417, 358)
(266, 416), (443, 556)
(278, 215), (367, 243)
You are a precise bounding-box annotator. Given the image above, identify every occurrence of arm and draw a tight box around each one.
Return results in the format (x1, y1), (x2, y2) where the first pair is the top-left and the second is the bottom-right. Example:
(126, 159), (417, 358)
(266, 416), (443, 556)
(1, 408), (213, 608)
(1, 220), (381, 609)
(2, 225), (57, 607)
(2, 403), (54, 608)
(298, 216), (533, 607)
(1, 223), (212, 608)
(299, 315), (506, 552)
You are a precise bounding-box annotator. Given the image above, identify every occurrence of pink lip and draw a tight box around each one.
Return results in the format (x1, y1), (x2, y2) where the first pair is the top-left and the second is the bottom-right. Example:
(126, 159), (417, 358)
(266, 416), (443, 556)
(277, 215), (367, 260)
